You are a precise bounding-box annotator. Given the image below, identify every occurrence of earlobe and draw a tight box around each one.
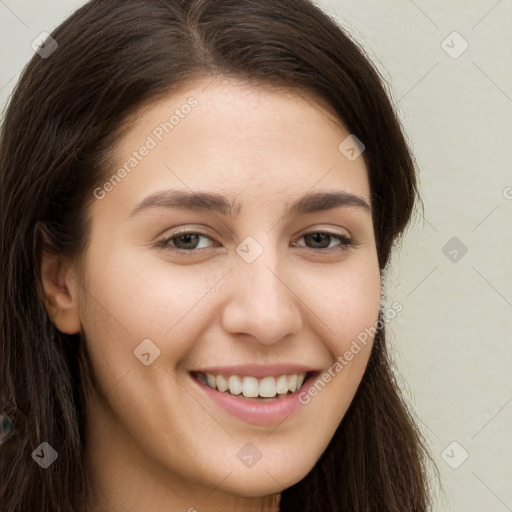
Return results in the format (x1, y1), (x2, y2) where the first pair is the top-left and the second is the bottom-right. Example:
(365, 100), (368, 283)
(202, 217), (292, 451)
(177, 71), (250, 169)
(39, 252), (82, 335)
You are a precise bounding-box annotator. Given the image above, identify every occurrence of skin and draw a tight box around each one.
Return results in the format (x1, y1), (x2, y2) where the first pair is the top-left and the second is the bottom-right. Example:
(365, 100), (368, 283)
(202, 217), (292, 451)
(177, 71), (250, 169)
(41, 76), (381, 511)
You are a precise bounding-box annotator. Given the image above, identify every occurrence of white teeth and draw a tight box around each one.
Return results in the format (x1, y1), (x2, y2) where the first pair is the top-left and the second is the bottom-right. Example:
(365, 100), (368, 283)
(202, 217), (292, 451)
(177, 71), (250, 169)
(242, 376), (259, 398)
(276, 375), (288, 394)
(216, 374), (228, 392)
(259, 376), (277, 397)
(228, 375), (242, 396)
(197, 372), (310, 398)
(296, 372), (306, 389)
(287, 374), (298, 393)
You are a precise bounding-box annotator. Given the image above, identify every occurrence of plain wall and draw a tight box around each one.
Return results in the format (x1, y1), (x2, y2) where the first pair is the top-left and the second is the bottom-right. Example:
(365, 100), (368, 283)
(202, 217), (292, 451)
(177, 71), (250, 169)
(1, 1), (511, 510)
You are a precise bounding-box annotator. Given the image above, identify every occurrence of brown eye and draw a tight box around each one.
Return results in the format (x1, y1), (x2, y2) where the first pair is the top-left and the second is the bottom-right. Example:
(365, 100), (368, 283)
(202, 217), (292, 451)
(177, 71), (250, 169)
(158, 231), (216, 252)
(294, 231), (355, 252)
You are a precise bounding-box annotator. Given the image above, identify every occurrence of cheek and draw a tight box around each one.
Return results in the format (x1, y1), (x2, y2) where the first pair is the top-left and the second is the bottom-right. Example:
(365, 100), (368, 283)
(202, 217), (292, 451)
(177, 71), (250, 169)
(304, 253), (381, 400)
(312, 254), (382, 353)
(298, 265), (381, 436)
(80, 243), (200, 336)
(75, 246), (185, 387)
(76, 244), (226, 388)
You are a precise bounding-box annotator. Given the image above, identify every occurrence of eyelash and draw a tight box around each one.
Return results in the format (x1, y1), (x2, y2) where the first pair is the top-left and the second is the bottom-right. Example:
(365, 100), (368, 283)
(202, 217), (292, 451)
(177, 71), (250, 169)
(156, 229), (358, 255)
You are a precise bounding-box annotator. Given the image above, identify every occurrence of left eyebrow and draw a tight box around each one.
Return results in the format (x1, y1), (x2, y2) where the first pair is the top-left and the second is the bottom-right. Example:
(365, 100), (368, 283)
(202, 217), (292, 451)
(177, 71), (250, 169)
(288, 190), (371, 216)
(127, 188), (371, 219)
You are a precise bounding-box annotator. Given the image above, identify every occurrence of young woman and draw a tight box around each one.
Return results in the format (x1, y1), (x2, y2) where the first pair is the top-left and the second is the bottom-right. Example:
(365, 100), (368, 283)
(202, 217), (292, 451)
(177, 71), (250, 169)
(0, 0), (439, 510)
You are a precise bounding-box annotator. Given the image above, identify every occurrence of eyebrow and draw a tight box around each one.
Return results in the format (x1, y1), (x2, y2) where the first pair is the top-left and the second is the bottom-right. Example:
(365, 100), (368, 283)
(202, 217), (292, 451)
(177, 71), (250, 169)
(128, 188), (371, 219)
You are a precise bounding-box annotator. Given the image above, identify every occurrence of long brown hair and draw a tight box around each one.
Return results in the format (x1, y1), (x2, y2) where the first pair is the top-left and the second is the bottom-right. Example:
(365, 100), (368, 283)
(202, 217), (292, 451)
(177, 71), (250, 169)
(0, 0), (439, 510)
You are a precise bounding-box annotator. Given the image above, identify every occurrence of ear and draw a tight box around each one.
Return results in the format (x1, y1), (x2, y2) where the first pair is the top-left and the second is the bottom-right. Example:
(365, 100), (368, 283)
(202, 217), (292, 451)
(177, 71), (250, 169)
(39, 252), (82, 335)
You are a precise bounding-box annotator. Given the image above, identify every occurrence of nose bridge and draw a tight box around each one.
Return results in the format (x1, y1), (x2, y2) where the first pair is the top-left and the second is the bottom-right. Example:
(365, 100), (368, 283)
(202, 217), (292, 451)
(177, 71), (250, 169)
(221, 240), (303, 344)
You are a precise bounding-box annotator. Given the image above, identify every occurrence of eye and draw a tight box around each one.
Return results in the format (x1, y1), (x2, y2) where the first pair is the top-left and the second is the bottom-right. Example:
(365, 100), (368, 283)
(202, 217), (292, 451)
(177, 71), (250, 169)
(157, 230), (216, 252)
(292, 231), (356, 252)
(157, 229), (357, 254)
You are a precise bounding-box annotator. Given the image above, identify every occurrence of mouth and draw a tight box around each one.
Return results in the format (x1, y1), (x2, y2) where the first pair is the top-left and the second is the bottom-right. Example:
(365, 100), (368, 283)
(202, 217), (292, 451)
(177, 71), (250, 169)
(190, 370), (319, 401)
(189, 368), (323, 426)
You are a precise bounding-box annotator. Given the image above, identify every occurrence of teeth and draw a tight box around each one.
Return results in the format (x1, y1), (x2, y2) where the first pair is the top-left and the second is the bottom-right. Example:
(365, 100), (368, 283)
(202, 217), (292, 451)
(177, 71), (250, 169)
(228, 375), (243, 395)
(259, 376), (277, 397)
(287, 374), (298, 392)
(276, 375), (288, 394)
(242, 376), (259, 398)
(198, 372), (308, 398)
(216, 374), (228, 392)
(206, 374), (216, 388)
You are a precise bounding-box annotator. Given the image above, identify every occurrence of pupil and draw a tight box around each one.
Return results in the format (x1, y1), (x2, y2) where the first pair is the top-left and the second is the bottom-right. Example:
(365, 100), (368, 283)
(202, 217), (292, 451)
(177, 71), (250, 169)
(306, 233), (330, 249)
(178, 234), (198, 249)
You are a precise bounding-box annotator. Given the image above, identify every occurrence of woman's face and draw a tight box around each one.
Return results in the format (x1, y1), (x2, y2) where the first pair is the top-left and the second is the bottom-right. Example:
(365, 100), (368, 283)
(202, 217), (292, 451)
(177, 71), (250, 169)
(55, 77), (381, 510)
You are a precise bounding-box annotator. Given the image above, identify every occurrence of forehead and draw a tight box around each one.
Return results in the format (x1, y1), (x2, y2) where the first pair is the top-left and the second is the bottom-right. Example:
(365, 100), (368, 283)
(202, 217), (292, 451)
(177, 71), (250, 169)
(97, 76), (370, 218)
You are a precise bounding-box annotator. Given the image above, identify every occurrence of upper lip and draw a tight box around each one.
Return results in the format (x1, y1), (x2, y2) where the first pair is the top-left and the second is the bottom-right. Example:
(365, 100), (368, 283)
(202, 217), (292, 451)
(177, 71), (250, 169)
(190, 364), (321, 378)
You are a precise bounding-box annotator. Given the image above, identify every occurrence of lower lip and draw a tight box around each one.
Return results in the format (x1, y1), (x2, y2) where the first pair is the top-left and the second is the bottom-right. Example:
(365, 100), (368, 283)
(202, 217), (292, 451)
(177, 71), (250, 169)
(191, 372), (319, 427)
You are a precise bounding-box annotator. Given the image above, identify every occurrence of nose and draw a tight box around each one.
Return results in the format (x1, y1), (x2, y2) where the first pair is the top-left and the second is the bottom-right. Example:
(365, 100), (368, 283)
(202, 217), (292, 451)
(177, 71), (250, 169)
(220, 245), (303, 345)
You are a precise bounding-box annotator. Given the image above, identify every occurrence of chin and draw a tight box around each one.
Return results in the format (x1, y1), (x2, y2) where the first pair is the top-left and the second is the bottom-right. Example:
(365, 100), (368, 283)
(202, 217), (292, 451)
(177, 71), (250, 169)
(217, 457), (317, 498)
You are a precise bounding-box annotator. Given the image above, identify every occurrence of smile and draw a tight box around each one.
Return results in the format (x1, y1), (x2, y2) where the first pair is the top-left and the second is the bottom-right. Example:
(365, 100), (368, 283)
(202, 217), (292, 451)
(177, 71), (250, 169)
(190, 369), (321, 426)
(193, 372), (309, 400)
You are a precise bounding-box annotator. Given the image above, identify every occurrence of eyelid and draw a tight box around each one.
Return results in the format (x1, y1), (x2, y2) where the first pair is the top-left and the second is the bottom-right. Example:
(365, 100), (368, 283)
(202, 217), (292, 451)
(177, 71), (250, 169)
(162, 226), (216, 240)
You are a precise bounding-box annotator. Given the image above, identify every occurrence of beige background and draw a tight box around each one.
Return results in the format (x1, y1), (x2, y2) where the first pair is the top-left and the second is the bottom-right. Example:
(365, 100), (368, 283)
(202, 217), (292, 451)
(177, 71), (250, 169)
(1, 1), (511, 510)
